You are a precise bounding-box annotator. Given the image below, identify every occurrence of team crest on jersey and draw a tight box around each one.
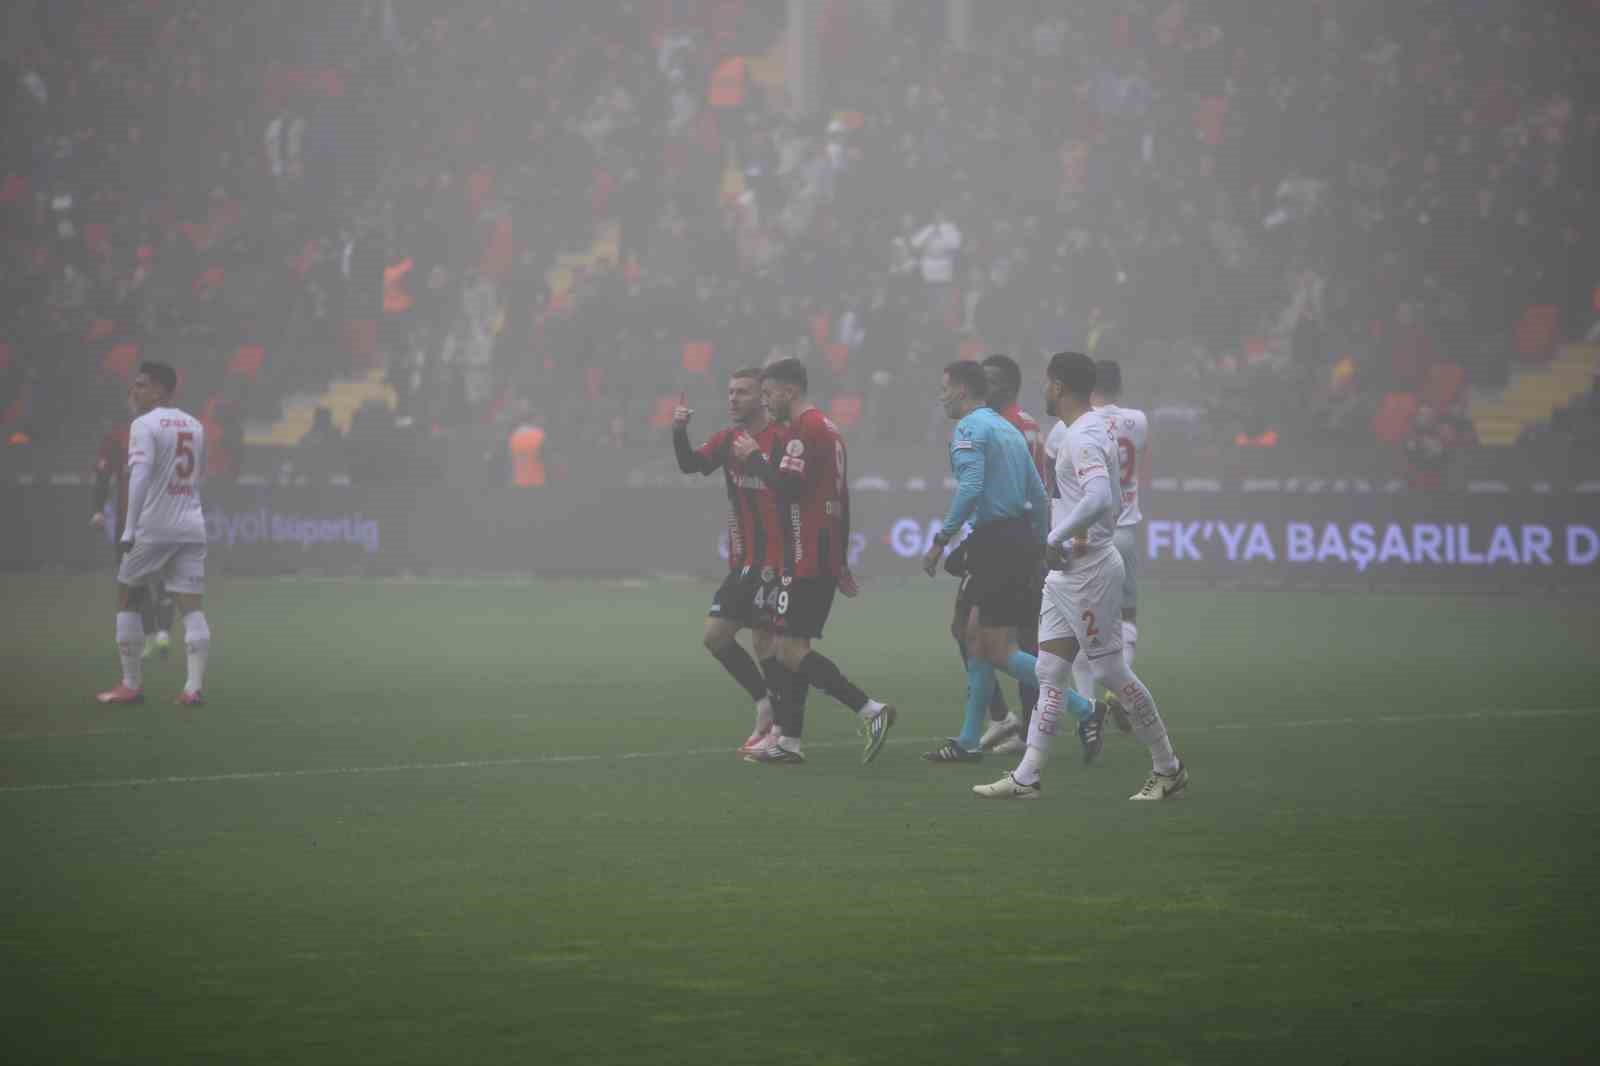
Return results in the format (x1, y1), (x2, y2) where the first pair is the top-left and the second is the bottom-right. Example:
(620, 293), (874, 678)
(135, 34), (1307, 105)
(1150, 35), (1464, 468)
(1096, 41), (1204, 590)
(781, 575), (793, 587)
(785, 439), (805, 457)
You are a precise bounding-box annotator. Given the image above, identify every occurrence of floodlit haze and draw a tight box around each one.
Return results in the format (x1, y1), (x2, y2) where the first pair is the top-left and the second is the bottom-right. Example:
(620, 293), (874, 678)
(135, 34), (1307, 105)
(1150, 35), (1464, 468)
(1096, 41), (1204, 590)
(2, 0), (1596, 575)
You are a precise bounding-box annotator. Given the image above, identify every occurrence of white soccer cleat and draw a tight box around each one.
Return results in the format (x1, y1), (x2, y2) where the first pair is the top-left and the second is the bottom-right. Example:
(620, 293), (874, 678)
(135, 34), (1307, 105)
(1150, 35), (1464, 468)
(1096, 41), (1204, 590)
(979, 712), (1022, 751)
(990, 736), (1026, 755)
(973, 772), (1040, 800)
(1130, 763), (1189, 801)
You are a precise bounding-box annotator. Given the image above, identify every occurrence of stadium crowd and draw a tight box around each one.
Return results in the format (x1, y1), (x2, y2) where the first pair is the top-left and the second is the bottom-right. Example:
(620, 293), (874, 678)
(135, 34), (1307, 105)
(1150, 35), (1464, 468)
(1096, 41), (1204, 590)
(2, 0), (1596, 481)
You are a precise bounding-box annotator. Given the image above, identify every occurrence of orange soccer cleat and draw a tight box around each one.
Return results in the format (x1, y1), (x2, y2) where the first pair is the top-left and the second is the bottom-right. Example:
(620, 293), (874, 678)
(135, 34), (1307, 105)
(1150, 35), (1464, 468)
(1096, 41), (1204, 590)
(95, 684), (144, 705)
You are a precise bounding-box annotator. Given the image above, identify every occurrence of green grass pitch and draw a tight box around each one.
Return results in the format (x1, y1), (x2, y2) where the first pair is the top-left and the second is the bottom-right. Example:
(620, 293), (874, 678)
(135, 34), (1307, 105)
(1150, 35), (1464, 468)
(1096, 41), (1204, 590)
(2, 573), (1598, 1065)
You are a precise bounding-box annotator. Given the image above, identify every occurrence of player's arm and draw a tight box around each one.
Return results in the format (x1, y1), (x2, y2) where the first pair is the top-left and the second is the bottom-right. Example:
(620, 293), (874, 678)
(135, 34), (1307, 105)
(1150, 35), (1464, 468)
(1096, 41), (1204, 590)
(737, 434), (807, 495)
(90, 448), (113, 523)
(673, 424), (726, 475)
(1046, 465), (1113, 552)
(938, 427), (986, 544)
(1024, 460), (1049, 544)
(121, 423), (154, 544)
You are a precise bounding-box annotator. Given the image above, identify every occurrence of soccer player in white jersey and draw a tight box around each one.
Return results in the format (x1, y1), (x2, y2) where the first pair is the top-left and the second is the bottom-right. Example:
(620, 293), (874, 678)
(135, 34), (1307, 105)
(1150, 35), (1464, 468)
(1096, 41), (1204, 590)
(96, 362), (212, 707)
(975, 352), (1186, 801)
(1070, 359), (1148, 714)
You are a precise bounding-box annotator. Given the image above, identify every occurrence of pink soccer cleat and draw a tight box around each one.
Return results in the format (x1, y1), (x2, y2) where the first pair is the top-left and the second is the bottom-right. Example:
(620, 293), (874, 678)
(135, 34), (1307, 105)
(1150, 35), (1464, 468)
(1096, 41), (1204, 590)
(738, 723), (773, 754)
(175, 691), (206, 707)
(96, 684), (144, 705)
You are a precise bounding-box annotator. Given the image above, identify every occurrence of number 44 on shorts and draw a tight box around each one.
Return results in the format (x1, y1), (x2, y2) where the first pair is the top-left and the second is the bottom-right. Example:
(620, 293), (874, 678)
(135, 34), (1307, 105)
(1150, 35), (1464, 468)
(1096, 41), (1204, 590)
(754, 585), (789, 616)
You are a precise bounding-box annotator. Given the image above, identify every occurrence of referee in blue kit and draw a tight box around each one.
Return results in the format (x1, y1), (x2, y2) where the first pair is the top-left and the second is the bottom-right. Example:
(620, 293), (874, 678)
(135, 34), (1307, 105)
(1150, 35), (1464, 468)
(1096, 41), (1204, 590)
(920, 360), (1050, 762)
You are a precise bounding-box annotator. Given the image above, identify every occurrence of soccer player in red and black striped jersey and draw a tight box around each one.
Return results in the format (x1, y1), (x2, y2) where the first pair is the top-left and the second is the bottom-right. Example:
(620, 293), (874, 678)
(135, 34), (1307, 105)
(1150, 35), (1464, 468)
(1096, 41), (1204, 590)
(732, 358), (895, 765)
(672, 368), (787, 753)
(90, 390), (174, 660)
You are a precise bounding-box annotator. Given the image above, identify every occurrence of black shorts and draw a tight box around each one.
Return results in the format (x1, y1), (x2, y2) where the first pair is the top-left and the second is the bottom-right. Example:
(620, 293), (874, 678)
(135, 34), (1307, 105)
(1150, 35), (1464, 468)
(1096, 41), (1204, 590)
(961, 519), (1043, 630)
(954, 571), (1041, 647)
(765, 575), (836, 640)
(708, 569), (761, 627)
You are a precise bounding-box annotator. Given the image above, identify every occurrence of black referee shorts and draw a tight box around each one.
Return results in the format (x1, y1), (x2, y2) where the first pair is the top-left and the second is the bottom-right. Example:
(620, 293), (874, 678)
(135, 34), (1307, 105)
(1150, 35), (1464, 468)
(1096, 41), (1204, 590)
(960, 517), (1043, 630)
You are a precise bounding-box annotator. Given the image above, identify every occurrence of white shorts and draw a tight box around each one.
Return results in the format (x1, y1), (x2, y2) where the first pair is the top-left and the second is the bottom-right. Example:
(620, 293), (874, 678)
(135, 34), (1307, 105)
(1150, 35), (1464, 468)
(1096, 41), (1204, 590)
(118, 541), (206, 596)
(1114, 525), (1140, 611)
(1039, 546), (1124, 660)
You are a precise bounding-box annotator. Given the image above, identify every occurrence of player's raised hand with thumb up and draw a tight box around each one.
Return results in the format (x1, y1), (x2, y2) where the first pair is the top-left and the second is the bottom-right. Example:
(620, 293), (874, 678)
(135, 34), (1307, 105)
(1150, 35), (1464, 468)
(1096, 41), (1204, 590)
(672, 392), (692, 428)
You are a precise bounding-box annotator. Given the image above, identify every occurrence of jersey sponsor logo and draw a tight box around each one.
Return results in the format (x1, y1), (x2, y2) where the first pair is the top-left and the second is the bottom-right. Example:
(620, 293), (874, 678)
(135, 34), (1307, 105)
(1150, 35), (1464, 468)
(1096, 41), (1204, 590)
(789, 505), (803, 564)
(778, 456), (806, 474)
(761, 566), (776, 583)
(952, 439), (975, 451)
(735, 476), (767, 490)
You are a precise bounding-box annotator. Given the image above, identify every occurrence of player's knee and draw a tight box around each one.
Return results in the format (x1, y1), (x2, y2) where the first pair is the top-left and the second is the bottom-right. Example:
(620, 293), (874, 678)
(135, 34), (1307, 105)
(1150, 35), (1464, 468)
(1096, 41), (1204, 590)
(777, 640), (808, 671)
(1034, 650), (1071, 691)
(750, 629), (775, 661)
(1091, 656), (1136, 697)
(702, 628), (733, 654)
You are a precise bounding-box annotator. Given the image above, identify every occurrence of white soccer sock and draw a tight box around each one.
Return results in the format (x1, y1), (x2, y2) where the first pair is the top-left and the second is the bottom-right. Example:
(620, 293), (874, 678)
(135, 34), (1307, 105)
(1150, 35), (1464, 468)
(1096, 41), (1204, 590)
(182, 611), (210, 696)
(116, 611), (144, 690)
(1122, 620), (1139, 668)
(856, 698), (885, 720)
(755, 695), (774, 730)
(1015, 651), (1071, 786)
(1094, 658), (1177, 774)
(1071, 651), (1097, 704)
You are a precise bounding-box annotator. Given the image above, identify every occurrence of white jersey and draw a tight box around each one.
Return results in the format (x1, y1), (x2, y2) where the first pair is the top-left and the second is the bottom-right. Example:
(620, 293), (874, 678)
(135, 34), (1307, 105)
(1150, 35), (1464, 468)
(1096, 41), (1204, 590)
(1095, 403), (1148, 527)
(1045, 412), (1120, 554)
(126, 406), (206, 543)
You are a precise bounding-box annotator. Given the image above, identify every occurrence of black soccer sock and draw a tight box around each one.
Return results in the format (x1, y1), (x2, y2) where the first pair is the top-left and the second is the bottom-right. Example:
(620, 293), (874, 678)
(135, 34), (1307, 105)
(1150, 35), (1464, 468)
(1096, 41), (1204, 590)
(712, 641), (768, 703)
(786, 673), (810, 739)
(798, 651), (869, 714)
(767, 659), (807, 739)
(139, 597), (158, 635)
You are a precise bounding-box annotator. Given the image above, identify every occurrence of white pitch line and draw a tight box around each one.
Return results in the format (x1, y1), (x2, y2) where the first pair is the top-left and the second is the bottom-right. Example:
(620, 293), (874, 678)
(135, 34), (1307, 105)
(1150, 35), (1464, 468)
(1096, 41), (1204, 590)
(1, 706), (1595, 796)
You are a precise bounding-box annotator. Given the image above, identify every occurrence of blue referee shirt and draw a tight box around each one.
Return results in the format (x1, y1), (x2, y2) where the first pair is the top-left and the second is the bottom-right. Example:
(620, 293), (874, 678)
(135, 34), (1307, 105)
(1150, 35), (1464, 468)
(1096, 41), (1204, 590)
(940, 406), (1049, 543)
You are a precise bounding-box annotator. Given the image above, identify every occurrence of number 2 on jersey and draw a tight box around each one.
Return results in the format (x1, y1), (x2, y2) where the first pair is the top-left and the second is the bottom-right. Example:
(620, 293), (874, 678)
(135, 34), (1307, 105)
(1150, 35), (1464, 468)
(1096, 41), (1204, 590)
(1117, 438), (1135, 489)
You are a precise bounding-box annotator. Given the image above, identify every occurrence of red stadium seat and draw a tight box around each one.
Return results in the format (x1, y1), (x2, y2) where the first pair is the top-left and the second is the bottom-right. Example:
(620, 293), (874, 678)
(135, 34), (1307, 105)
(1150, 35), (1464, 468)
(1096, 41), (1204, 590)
(1514, 304), (1559, 362)
(823, 342), (849, 376)
(829, 392), (862, 429)
(1422, 361), (1464, 409)
(1372, 391), (1419, 444)
(650, 393), (679, 429)
(681, 340), (714, 376)
(227, 344), (265, 381)
(103, 342), (140, 381)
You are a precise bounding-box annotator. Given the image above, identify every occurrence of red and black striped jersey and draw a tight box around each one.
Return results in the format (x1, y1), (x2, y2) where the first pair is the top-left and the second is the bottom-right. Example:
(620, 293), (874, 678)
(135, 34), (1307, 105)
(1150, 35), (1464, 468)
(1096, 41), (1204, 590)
(675, 421), (785, 573)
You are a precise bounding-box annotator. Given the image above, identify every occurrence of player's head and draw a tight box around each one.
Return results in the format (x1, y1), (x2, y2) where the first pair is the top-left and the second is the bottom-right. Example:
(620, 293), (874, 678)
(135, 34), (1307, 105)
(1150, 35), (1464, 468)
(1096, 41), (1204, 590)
(1091, 359), (1123, 406)
(1044, 351), (1095, 418)
(980, 354), (1022, 410)
(940, 360), (989, 419)
(727, 367), (765, 425)
(132, 362), (177, 414)
(760, 358), (807, 421)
